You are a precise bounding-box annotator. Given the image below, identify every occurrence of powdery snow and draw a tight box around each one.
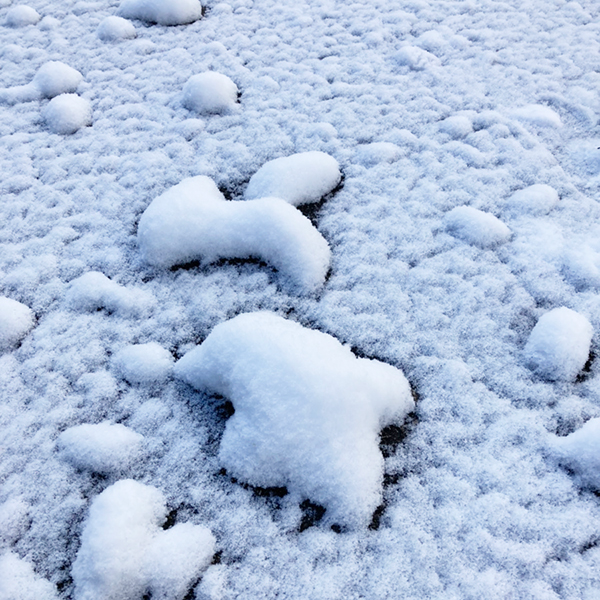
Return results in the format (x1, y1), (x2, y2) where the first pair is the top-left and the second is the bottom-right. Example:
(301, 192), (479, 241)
(112, 342), (174, 384)
(444, 206), (511, 248)
(182, 72), (238, 114)
(175, 312), (414, 528)
(118, 0), (203, 26)
(43, 94), (92, 135)
(0, 297), (34, 351)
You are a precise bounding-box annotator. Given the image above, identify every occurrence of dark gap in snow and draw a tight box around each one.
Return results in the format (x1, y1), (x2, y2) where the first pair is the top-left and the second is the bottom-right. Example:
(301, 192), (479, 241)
(215, 399), (235, 420)
(379, 412), (419, 459)
(299, 499), (326, 532)
(579, 536), (600, 554)
(252, 484), (288, 499)
(212, 550), (222, 565)
(297, 173), (345, 228)
(368, 504), (386, 531)
(170, 259), (201, 272)
(575, 349), (595, 383)
(218, 177), (250, 201)
(162, 508), (178, 530)
(330, 524), (344, 534)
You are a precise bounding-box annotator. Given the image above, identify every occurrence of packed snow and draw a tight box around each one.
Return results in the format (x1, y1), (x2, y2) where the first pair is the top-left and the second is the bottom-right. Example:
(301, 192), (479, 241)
(444, 206), (511, 248)
(0, 297), (34, 351)
(182, 72), (238, 114)
(43, 94), (92, 135)
(175, 312), (414, 528)
(112, 342), (174, 384)
(504, 183), (560, 217)
(117, 0), (203, 26)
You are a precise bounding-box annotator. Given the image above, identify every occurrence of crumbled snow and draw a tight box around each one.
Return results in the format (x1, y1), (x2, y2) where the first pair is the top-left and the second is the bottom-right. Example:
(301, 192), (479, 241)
(97, 16), (137, 41)
(504, 184), (559, 217)
(58, 422), (144, 474)
(182, 72), (238, 114)
(244, 151), (342, 206)
(524, 307), (593, 381)
(112, 342), (174, 384)
(0, 297), (34, 352)
(0, 553), (57, 600)
(174, 312), (414, 528)
(118, 0), (203, 26)
(137, 176), (331, 293)
(5, 5), (40, 27)
(43, 94), (92, 135)
(444, 206), (511, 248)
(512, 104), (562, 128)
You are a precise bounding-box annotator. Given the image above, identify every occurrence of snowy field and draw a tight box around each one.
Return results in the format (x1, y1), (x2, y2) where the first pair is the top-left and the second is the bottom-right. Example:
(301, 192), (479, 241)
(2, 0), (600, 598)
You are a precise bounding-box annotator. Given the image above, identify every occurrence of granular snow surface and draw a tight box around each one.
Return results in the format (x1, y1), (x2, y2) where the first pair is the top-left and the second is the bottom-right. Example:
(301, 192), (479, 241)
(1, 0), (600, 599)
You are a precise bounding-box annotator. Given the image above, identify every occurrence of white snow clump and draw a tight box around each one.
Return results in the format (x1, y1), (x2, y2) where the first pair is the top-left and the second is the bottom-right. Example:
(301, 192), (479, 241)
(444, 206), (511, 248)
(43, 94), (92, 134)
(393, 45), (440, 70)
(112, 342), (174, 384)
(0, 552), (57, 600)
(72, 479), (215, 600)
(118, 0), (203, 26)
(97, 16), (137, 41)
(439, 115), (473, 139)
(552, 418), (600, 490)
(5, 5), (40, 27)
(0, 297), (34, 352)
(512, 104), (562, 128)
(138, 176), (331, 293)
(174, 312), (415, 528)
(523, 307), (593, 381)
(504, 184), (559, 217)
(244, 151), (342, 206)
(0, 61), (83, 105)
(58, 422), (144, 474)
(182, 72), (238, 114)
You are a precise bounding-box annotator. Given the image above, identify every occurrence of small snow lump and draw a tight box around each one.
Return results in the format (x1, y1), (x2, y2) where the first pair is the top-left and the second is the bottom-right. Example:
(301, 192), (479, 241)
(504, 184), (559, 217)
(524, 307), (593, 381)
(393, 46), (440, 70)
(43, 94), (92, 135)
(97, 16), (137, 41)
(444, 206), (511, 248)
(182, 72), (238, 114)
(512, 104), (562, 128)
(244, 151), (342, 206)
(0, 297), (34, 352)
(112, 342), (174, 384)
(118, 0), (203, 26)
(5, 5), (40, 27)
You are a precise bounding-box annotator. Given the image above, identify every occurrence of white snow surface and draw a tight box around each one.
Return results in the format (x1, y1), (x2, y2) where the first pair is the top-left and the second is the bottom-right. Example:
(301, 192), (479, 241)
(182, 72), (238, 114)
(97, 16), (137, 42)
(5, 5), (40, 27)
(244, 151), (342, 205)
(112, 342), (174, 384)
(2, 0), (600, 597)
(444, 206), (511, 248)
(43, 94), (92, 135)
(138, 176), (331, 292)
(118, 0), (203, 26)
(175, 311), (414, 528)
(0, 297), (34, 351)
(524, 307), (593, 382)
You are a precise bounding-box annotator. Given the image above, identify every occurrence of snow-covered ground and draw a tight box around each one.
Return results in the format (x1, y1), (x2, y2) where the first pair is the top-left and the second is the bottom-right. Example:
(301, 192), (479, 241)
(1, 0), (600, 598)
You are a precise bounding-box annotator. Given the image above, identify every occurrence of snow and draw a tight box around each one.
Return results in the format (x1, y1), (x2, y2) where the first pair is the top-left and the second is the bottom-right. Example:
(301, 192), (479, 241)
(244, 151), (342, 206)
(72, 479), (215, 600)
(118, 0), (203, 26)
(0, 297), (34, 352)
(393, 46), (441, 70)
(5, 5), (40, 27)
(43, 94), (92, 135)
(444, 206), (511, 248)
(97, 16), (137, 42)
(0, 552), (57, 600)
(182, 72), (238, 114)
(137, 176), (331, 293)
(356, 142), (402, 166)
(112, 342), (174, 384)
(504, 184), (560, 217)
(512, 104), (563, 128)
(58, 422), (144, 474)
(523, 307), (593, 382)
(174, 312), (414, 528)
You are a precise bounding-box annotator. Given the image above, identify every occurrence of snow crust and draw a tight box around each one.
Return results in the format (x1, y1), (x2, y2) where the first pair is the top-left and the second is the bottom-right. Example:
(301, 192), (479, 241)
(58, 422), (144, 474)
(175, 312), (414, 528)
(0, 297), (34, 351)
(0, 553), (57, 600)
(524, 307), (593, 381)
(43, 94), (92, 135)
(112, 342), (174, 384)
(97, 16), (137, 41)
(444, 206), (511, 248)
(138, 176), (331, 292)
(118, 0), (203, 26)
(244, 151), (342, 206)
(182, 72), (238, 114)
(5, 5), (40, 27)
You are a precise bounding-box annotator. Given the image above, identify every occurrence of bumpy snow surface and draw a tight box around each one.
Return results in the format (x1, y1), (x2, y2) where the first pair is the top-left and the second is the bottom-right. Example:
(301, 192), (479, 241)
(2, 0), (600, 598)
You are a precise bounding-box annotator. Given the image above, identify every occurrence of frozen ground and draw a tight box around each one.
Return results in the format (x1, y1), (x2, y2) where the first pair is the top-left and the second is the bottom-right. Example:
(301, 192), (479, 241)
(1, 0), (600, 598)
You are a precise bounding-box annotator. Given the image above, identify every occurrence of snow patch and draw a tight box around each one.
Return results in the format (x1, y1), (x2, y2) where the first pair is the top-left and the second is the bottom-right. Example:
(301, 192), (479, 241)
(504, 184), (559, 217)
(112, 342), (174, 384)
(97, 16), (137, 41)
(43, 94), (92, 135)
(0, 553), (57, 600)
(118, 0), (203, 26)
(182, 72), (238, 114)
(444, 206), (511, 248)
(5, 5), (40, 27)
(0, 297), (34, 352)
(174, 312), (415, 528)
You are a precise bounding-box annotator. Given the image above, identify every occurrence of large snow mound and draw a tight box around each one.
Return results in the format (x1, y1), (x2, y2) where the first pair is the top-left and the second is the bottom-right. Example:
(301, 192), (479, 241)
(444, 206), (511, 248)
(137, 176), (331, 293)
(504, 184), (559, 217)
(182, 72), (238, 114)
(0, 553), (57, 600)
(244, 151), (342, 206)
(523, 307), (593, 381)
(0, 297), (34, 352)
(43, 94), (92, 135)
(72, 479), (215, 600)
(112, 342), (174, 384)
(174, 312), (415, 528)
(117, 0), (203, 26)
(97, 16), (137, 41)
(58, 422), (144, 474)
(5, 5), (40, 27)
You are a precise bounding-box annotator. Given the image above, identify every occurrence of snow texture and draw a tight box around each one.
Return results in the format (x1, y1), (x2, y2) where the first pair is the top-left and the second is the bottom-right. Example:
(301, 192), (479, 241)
(244, 151), (342, 206)
(182, 72), (238, 114)
(0, 297), (34, 351)
(58, 422), (144, 474)
(138, 176), (331, 293)
(444, 206), (511, 248)
(43, 94), (92, 135)
(112, 342), (174, 384)
(524, 307), (593, 382)
(0, 553), (57, 600)
(97, 16), (137, 42)
(5, 5), (40, 27)
(504, 184), (559, 217)
(175, 312), (414, 528)
(118, 0), (203, 26)
(72, 479), (215, 600)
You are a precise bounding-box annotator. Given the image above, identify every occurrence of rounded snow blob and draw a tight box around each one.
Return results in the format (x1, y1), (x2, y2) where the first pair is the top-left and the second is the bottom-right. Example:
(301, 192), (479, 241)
(5, 5), (40, 27)
(43, 94), (92, 134)
(504, 184), (559, 217)
(97, 16), (137, 41)
(524, 307), (593, 381)
(182, 72), (238, 114)
(439, 115), (473, 139)
(245, 151), (342, 206)
(0, 297), (34, 352)
(32, 62), (83, 99)
(112, 342), (174, 384)
(118, 0), (203, 26)
(444, 206), (511, 248)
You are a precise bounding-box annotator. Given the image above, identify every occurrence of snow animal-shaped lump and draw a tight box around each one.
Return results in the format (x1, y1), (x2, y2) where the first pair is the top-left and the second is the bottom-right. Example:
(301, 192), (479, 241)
(43, 94), (92, 135)
(0, 297), (34, 352)
(182, 72), (238, 114)
(118, 0), (203, 25)
(444, 206), (511, 248)
(137, 176), (331, 293)
(174, 312), (415, 528)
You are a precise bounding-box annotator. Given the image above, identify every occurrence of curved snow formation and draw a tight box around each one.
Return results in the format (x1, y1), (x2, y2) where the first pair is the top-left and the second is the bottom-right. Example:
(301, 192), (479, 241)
(524, 307), (593, 381)
(72, 479), (215, 600)
(0, 61), (83, 105)
(174, 312), (415, 528)
(138, 176), (331, 293)
(117, 0), (203, 26)
(444, 206), (511, 248)
(0, 296), (34, 352)
(244, 151), (342, 206)
(43, 94), (92, 135)
(97, 16), (137, 41)
(182, 72), (238, 114)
